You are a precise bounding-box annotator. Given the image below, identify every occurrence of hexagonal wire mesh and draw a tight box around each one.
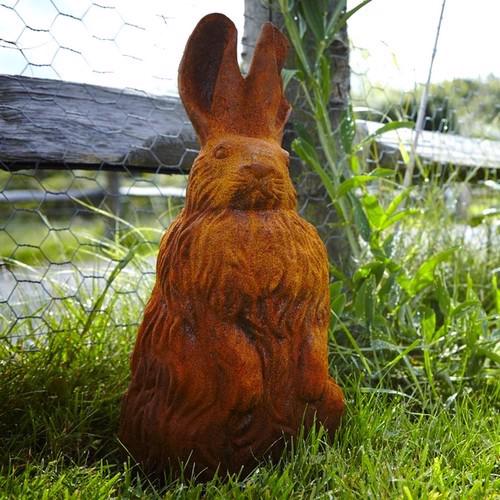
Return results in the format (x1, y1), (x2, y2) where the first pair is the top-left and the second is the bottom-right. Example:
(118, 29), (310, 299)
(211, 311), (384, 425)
(0, 0), (246, 343)
(1, 1), (499, 345)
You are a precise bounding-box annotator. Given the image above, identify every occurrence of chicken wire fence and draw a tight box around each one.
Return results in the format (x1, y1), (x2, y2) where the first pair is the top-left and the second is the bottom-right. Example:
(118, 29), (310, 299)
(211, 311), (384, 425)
(0, 0), (499, 344)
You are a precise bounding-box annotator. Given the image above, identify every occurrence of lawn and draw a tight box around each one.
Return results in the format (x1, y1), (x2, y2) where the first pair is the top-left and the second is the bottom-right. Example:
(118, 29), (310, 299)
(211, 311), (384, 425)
(0, 169), (185, 266)
(0, 317), (497, 498)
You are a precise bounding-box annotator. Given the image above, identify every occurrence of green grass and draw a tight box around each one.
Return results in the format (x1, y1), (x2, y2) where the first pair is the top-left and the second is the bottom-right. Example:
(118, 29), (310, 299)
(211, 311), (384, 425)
(0, 322), (498, 498)
(0, 200), (182, 266)
(0, 168), (186, 266)
(0, 217), (107, 266)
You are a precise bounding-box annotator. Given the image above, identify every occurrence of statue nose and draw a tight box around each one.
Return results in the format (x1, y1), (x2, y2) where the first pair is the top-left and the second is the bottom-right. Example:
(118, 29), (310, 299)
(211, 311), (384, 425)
(243, 163), (274, 179)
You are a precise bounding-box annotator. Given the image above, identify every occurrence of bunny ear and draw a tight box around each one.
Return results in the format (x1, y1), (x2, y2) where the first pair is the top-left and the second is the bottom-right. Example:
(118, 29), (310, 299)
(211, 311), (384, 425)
(246, 22), (292, 139)
(179, 16), (291, 143)
(178, 13), (244, 144)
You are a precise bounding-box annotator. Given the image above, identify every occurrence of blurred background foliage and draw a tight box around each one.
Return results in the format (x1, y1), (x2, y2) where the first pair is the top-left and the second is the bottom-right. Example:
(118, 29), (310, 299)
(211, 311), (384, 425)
(356, 76), (500, 139)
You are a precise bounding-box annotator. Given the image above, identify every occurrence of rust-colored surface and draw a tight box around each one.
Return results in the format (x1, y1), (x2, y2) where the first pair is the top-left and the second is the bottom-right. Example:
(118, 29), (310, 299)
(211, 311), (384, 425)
(119, 13), (344, 478)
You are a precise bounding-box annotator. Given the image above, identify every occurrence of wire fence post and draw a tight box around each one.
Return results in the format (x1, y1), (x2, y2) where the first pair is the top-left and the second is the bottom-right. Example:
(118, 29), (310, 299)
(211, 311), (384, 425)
(403, 0), (448, 188)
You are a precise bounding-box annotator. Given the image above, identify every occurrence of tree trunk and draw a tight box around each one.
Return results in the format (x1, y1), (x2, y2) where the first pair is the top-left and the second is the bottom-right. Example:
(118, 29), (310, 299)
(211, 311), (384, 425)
(242, 0), (271, 74)
(242, 0), (352, 271)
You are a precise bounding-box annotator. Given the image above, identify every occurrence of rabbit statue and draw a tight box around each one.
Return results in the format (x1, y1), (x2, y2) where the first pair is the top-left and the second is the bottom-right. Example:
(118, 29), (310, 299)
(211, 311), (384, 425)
(119, 13), (344, 478)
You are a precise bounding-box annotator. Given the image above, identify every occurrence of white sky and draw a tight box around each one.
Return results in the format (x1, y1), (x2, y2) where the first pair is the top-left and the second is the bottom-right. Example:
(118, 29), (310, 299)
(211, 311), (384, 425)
(0, 0), (244, 95)
(348, 0), (500, 90)
(0, 0), (498, 95)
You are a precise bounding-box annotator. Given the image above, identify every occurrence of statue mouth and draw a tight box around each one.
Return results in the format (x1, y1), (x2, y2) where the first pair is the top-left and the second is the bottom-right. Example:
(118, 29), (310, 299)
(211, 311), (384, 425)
(231, 179), (283, 210)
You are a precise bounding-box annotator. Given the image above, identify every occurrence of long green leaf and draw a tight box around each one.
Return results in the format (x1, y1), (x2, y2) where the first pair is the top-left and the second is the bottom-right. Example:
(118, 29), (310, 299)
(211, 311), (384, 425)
(325, 0), (347, 39)
(361, 194), (385, 230)
(292, 138), (337, 203)
(282, 68), (298, 91)
(336, 168), (394, 199)
(342, 0), (373, 22)
(278, 0), (311, 75)
(300, 0), (326, 41)
(384, 188), (412, 219)
(336, 175), (378, 198)
(81, 243), (139, 337)
(340, 104), (356, 155)
(353, 120), (415, 152)
(384, 339), (420, 369)
(398, 249), (456, 295)
(331, 310), (373, 374)
(379, 209), (418, 231)
(351, 194), (371, 242)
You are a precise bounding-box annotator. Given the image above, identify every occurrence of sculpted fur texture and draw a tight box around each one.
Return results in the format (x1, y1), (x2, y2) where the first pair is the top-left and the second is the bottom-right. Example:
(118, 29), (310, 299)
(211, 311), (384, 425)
(119, 13), (344, 477)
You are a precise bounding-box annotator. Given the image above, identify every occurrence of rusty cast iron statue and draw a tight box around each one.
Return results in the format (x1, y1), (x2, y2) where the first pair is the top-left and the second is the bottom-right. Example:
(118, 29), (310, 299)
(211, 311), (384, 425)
(119, 13), (344, 477)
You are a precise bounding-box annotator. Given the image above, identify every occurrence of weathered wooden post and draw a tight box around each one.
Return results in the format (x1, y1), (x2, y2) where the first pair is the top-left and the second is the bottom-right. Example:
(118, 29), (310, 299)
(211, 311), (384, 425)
(105, 171), (121, 237)
(242, 0), (353, 271)
(119, 13), (344, 478)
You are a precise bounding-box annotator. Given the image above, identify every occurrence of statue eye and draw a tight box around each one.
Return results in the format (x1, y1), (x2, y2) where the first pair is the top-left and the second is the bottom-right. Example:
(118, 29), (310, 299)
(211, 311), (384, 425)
(214, 145), (229, 160)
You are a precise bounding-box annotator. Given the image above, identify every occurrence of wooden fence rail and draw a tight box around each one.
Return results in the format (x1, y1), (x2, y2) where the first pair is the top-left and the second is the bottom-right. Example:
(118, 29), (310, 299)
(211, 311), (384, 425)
(0, 75), (198, 174)
(1, 75), (499, 177)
